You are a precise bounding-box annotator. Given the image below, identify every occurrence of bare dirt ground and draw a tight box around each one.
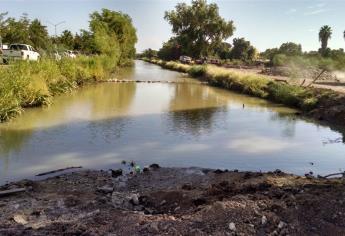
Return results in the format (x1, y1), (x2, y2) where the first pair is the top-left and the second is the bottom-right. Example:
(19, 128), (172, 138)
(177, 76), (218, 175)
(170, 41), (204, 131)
(1, 166), (345, 235)
(223, 66), (345, 94)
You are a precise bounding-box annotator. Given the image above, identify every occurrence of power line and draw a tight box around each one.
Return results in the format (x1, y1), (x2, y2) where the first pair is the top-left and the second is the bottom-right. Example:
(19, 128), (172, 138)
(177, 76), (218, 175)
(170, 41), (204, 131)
(47, 21), (66, 37)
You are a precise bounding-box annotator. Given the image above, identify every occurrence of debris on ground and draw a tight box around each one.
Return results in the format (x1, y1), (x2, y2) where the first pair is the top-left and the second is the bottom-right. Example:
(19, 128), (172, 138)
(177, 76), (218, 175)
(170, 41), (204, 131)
(1, 166), (345, 235)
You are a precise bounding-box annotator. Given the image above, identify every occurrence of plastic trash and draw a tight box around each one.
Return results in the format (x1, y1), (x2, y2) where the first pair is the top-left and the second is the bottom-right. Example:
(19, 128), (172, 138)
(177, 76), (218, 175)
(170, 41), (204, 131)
(134, 165), (141, 173)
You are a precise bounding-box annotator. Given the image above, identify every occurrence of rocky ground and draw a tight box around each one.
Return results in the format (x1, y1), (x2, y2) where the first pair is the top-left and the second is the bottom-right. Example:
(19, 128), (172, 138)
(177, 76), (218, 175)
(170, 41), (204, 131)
(1, 165), (345, 235)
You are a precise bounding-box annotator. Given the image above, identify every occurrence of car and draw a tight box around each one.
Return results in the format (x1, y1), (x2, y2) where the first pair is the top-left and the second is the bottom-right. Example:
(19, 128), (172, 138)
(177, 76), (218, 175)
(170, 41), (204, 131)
(64, 50), (77, 58)
(179, 55), (192, 64)
(2, 44), (40, 63)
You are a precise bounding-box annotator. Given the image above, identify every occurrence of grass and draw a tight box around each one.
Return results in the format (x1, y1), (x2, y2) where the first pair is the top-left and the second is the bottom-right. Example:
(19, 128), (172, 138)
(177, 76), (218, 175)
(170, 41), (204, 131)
(0, 55), (118, 122)
(144, 58), (325, 112)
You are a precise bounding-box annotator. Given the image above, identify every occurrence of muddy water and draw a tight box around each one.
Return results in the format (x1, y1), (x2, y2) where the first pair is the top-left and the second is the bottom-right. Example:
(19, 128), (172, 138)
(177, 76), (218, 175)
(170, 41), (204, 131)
(0, 61), (344, 184)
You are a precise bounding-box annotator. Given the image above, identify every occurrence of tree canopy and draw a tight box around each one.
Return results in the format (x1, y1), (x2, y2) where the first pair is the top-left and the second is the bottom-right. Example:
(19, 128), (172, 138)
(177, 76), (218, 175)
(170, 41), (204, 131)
(229, 38), (256, 61)
(164, 0), (235, 58)
(90, 9), (137, 65)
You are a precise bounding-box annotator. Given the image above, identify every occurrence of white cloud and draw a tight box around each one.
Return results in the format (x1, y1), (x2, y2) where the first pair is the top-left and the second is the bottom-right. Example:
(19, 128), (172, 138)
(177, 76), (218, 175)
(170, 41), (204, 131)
(305, 9), (328, 16)
(168, 143), (210, 153)
(227, 136), (299, 154)
(286, 8), (297, 14)
(305, 2), (328, 15)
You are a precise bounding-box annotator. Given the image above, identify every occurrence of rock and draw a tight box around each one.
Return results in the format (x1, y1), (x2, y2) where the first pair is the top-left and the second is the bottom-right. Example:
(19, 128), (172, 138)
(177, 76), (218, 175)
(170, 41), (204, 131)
(143, 167), (150, 173)
(214, 169), (224, 174)
(278, 221), (286, 229)
(111, 169), (123, 178)
(181, 183), (192, 190)
(130, 194), (139, 205)
(13, 214), (28, 225)
(160, 200), (167, 206)
(149, 163), (160, 170)
(229, 222), (236, 231)
(261, 215), (268, 225)
(97, 186), (113, 194)
(149, 222), (160, 233)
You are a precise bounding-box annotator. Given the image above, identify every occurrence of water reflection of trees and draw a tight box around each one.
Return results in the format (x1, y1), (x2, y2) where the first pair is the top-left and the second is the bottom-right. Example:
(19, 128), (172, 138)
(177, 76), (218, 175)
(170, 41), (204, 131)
(0, 75), (137, 162)
(166, 83), (226, 136)
(269, 113), (297, 138)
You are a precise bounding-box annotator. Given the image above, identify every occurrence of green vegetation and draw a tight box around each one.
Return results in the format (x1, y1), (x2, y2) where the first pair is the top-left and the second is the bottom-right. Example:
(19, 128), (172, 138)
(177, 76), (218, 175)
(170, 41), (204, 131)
(0, 9), (137, 122)
(163, 0), (235, 58)
(0, 55), (118, 122)
(144, 58), (332, 112)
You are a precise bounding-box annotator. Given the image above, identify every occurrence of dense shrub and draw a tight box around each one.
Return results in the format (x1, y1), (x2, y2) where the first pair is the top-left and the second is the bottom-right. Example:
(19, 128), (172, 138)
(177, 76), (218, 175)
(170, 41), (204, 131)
(0, 55), (117, 122)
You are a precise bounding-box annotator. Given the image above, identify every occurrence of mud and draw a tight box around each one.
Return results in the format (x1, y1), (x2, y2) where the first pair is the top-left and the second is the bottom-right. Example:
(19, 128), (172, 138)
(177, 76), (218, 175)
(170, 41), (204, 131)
(1, 167), (345, 235)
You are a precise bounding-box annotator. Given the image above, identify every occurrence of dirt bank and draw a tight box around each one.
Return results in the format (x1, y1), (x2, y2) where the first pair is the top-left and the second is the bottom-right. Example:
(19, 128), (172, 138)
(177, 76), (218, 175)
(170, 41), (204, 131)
(1, 166), (345, 235)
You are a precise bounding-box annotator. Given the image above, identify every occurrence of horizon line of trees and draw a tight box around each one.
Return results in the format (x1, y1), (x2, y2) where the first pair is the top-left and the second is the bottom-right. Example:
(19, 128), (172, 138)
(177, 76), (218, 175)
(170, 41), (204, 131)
(0, 9), (137, 65)
(138, 0), (345, 68)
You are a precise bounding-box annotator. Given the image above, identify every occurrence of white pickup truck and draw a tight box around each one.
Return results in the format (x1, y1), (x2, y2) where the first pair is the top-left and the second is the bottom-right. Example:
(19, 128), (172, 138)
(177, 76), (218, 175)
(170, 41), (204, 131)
(2, 44), (40, 63)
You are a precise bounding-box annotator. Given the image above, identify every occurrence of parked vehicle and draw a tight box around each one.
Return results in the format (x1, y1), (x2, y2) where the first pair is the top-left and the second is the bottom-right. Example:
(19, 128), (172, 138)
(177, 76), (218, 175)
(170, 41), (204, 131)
(64, 50), (77, 58)
(179, 55), (192, 64)
(2, 44), (40, 63)
(54, 51), (62, 61)
(209, 58), (221, 65)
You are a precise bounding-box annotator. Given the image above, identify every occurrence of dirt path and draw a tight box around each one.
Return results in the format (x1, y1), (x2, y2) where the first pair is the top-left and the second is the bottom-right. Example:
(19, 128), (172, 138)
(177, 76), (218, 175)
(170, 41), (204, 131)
(223, 66), (345, 94)
(1, 166), (345, 235)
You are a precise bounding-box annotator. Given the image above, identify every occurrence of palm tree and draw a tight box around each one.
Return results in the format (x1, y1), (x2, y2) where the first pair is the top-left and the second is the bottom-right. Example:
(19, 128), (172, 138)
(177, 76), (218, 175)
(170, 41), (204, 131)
(343, 30), (345, 43)
(319, 25), (332, 53)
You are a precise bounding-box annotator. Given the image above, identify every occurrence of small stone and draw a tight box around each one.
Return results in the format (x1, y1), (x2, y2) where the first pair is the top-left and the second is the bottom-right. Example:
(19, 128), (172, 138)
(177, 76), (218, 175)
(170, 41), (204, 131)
(149, 163), (160, 170)
(130, 194), (139, 205)
(229, 222), (236, 231)
(111, 169), (123, 178)
(97, 186), (113, 194)
(13, 214), (28, 225)
(160, 200), (167, 206)
(261, 215), (268, 225)
(278, 221), (286, 229)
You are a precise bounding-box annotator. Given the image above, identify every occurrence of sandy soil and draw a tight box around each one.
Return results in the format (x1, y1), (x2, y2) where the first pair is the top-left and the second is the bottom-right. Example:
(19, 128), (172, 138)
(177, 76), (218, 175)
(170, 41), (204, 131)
(223, 66), (345, 94)
(1, 165), (345, 235)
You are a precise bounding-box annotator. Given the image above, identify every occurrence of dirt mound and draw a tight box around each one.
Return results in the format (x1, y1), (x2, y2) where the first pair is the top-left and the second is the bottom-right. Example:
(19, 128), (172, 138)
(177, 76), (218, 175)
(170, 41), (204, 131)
(1, 167), (345, 235)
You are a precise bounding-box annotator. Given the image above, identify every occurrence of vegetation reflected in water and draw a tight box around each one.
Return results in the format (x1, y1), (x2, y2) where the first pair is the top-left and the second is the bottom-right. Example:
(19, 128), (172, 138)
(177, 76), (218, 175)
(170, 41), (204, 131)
(0, 61), (344, 184)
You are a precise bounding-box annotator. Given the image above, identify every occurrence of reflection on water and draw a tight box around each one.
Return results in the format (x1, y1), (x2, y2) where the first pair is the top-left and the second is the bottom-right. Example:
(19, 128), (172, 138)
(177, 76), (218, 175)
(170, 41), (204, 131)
(0, 60), (345, 184)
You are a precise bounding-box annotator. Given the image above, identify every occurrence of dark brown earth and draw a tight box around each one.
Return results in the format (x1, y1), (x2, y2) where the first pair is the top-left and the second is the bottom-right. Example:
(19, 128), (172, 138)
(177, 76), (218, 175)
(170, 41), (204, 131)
(1, 166), (345, 236)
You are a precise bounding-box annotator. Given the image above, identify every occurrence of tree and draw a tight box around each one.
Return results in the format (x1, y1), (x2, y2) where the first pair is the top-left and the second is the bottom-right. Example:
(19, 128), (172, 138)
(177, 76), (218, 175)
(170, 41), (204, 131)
(278, 42), (302, 56)
(28, 19), (50, 50)
(158, 37), (182, 61)
(141, 48), (158, 59)
(214, 42), (231, 59)
(73, 30), (96, 54)
(319, 25), (332, 55)
(90, 9), (137, 65)
(58, 30), (74, 49)
(1, 14), (30, 44)
(229, 38), (256, 61)
(164, 0), (235, 58)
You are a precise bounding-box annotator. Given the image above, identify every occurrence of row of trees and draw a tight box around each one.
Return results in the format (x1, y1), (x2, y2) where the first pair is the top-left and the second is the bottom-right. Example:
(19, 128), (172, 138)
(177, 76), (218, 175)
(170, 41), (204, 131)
(0, 9), (137, 64)
(140, 0), (257, 62)
(140, 0), (345, 67)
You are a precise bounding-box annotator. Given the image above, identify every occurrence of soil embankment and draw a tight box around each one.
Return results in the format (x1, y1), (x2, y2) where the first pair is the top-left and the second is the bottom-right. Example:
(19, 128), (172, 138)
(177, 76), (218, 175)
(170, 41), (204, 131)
(1, 166), (345, 235)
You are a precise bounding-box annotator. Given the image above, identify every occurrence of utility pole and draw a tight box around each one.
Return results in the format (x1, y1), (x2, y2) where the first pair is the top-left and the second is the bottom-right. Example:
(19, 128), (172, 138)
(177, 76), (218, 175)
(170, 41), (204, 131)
(48, 21), (66, 37)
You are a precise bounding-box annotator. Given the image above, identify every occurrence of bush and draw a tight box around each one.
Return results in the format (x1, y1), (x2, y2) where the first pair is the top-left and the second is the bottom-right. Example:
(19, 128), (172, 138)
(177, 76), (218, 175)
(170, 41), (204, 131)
(188, 65), (206, 77)
(0, 55), (117, 122)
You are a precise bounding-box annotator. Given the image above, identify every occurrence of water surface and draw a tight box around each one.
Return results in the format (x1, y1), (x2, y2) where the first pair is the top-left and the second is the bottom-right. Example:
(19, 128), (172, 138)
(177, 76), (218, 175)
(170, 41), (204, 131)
(1, 61), (344, 184)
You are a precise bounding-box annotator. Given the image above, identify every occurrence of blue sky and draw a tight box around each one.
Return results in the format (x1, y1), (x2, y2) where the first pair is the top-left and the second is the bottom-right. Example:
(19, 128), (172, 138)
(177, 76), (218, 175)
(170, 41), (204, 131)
(1, 0), (345, 52)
